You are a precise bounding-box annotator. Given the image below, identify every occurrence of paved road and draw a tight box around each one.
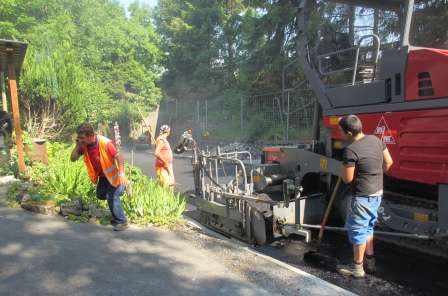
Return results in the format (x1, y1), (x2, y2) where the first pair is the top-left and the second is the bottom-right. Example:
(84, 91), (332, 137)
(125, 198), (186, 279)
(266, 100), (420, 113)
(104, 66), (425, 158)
(124, 149), (448, 296)
(0, 174), (354, 296)
(122, 149), (194, 193)
(0, 208), (273, 295)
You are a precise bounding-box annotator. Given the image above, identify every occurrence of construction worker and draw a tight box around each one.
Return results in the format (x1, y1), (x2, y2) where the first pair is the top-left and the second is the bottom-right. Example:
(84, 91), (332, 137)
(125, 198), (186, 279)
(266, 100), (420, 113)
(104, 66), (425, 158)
(155, 125), (174, 188)
(337, 115), (393, 278)
(174, 128), (194, 154)
(70, 123), (129, 231)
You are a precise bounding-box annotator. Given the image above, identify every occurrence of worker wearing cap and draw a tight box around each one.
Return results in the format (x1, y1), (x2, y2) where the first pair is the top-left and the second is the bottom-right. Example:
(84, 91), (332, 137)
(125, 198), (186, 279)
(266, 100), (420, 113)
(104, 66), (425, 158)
(155, 125), (174, 188)
(70, 123), (129, 231)
(337, 115), (393, 278)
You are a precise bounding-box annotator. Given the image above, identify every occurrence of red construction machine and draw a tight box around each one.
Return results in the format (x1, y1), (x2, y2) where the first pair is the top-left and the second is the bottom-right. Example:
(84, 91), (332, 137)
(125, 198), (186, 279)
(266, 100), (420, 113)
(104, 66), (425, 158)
(183, 0), (448, 257)
(293, 0), (448, 253)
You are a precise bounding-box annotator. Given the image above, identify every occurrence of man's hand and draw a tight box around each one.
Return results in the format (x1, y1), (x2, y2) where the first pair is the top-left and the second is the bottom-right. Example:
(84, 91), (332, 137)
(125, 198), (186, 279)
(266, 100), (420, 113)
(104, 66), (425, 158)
(118, 171), (128, 186)
(70, 139), (83, 162)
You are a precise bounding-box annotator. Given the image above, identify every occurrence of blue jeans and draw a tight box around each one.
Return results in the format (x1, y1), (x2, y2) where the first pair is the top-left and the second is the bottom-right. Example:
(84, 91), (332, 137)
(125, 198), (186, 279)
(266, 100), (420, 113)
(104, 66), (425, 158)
(345, 195), (382, 245)
(97, 177), (127, 224)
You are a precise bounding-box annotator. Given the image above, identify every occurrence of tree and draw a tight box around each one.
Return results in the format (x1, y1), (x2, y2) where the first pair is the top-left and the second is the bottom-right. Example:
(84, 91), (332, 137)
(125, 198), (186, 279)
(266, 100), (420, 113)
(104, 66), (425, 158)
(0, 0), (164, 139)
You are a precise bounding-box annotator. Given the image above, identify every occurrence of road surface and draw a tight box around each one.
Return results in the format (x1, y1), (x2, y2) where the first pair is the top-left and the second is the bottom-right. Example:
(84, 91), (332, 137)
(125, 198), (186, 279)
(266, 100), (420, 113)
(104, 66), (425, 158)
(123, 148), (448, 296)
(0, 178), (353, 296)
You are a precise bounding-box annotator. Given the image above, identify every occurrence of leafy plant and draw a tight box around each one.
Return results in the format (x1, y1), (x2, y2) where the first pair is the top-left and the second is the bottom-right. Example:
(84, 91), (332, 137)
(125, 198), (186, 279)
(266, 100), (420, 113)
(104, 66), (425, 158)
(123, 166), (186, 225)
(25, 142), (185, 225)
(29, 142), (97, 206)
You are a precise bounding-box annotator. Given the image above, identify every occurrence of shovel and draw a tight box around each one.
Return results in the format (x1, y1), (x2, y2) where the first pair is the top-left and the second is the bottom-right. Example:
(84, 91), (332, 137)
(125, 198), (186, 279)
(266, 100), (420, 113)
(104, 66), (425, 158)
(303, 177), (342, 267)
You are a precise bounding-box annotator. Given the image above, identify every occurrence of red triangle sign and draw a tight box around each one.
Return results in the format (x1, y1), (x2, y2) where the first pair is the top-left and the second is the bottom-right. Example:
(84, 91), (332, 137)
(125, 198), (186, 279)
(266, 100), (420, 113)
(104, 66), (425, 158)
(374, 116), (396, 145)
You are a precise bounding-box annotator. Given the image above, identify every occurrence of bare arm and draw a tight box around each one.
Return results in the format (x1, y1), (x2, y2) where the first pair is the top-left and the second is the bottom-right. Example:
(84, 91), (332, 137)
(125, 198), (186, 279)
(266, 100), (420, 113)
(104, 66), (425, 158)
(383, 148), (393, 172)
(115, 153), (125, 175)
(341, 165), (355, 184)
(70, 143), (82, 162)
(154, 139), (164, 162)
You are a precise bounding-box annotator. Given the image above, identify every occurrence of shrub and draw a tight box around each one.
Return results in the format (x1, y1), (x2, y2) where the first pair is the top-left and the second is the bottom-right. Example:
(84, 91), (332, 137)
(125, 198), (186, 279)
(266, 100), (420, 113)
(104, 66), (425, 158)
(29, 142), (97, 206)
(123, 166), (186, 225)
(26, 142), (185, 225)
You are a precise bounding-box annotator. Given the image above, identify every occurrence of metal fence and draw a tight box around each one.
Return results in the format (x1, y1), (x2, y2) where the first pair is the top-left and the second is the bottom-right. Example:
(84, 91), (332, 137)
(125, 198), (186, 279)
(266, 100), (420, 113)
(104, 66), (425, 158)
(158, 85), (316, 144)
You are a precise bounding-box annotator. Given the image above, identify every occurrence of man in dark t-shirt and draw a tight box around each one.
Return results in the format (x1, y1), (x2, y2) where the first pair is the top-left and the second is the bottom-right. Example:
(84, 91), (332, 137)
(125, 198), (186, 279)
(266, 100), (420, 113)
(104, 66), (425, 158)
(337, 115), (393, 278)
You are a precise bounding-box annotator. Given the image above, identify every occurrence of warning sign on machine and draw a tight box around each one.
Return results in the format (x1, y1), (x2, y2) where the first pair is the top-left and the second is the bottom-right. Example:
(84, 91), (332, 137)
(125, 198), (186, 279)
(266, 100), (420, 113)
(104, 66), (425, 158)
(374, 116), (396, 145)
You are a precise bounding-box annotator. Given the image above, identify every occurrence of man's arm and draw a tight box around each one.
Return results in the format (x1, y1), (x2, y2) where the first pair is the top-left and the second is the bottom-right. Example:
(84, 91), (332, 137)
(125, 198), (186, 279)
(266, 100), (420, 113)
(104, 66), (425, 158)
(108, 142), (126, 184)
(383, 148), (393, 172)
(154, 139), (164, 161)
(341, 148), (356, 183)
(341, 165), (355, 183)
(71, 142), (83, 162)
(115, 153), (125, 175)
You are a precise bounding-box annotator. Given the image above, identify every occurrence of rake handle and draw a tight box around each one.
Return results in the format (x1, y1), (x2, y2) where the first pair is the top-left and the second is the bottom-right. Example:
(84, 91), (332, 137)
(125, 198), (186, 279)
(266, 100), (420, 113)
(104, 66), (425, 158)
(318, 177), (342, 244)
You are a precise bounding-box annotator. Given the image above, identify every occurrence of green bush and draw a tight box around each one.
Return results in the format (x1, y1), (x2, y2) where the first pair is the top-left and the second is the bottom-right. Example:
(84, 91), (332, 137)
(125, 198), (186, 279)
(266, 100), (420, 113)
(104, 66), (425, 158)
(0, 157), (15, 176)
(26, 142), (185, 225)
(124, 166), (186, 225)
(29, 142), (97, 206)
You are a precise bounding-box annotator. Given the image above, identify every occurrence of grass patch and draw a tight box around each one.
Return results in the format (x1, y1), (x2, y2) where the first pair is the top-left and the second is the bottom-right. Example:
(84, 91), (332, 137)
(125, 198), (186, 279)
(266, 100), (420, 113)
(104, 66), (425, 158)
(5, 141), (186, 226)
(124, 166), (186, 225)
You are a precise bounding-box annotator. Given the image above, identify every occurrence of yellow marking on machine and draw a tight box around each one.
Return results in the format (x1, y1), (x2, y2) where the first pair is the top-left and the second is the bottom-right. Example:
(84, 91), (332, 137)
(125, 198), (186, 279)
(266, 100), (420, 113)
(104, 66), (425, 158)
(414, 212), (429, 223)
(320, 158), (328, 171)
(333, 141), (343, 149)
(329, 116), (340, 125)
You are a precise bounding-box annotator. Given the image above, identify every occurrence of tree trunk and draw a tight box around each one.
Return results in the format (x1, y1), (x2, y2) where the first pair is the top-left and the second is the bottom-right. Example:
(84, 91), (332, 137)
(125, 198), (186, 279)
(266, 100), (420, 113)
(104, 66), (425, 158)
(373, 9), (379, 36)
(348, 6), (356, 45)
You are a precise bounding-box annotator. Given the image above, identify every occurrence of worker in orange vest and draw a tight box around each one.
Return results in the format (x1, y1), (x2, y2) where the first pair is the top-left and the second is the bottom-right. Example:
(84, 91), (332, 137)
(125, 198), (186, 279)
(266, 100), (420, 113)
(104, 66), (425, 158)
(155, 125), (174, 188)
(70, 123), (129, 231)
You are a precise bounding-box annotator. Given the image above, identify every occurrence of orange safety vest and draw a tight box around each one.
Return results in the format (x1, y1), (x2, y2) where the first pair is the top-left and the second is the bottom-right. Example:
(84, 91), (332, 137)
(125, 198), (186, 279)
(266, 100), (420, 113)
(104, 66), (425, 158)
(83, 136), (121, 187)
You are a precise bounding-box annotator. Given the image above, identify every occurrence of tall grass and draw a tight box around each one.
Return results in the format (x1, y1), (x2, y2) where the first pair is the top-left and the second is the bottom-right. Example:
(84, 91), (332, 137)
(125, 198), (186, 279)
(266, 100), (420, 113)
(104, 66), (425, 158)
(124, 166), (186, 225)
(29, 142), (97, 206)
(27, 142), (185, 225)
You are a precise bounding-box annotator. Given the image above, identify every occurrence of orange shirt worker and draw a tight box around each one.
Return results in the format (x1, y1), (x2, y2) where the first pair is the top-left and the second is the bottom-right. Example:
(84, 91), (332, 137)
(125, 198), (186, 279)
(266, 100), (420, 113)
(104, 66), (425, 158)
(155, 125), (174, 188)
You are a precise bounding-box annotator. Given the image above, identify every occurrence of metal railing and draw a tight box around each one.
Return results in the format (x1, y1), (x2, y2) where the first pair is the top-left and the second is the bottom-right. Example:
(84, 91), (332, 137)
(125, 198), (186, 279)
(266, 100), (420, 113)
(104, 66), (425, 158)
(317, 34), (381, 85)
(200, 148), (254, 198)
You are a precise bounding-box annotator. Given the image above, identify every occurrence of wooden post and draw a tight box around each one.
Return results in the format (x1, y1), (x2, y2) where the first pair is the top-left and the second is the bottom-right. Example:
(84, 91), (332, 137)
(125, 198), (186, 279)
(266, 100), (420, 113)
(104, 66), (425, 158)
(8, 63), (26, 174)
(1, 72), (7, 112)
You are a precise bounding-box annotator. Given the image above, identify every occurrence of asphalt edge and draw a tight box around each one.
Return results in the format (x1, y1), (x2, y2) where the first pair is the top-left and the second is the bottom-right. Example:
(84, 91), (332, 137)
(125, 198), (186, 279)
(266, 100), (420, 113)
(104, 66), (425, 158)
(182, 214), (357, 296)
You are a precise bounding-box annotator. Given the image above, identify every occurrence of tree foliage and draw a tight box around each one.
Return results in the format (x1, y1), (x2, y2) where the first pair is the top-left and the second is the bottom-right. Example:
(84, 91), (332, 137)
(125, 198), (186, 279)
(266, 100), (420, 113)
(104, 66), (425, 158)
(156, 0), (448, 100)
(155, 0), (298, 98)
(0, 0), (163, 139)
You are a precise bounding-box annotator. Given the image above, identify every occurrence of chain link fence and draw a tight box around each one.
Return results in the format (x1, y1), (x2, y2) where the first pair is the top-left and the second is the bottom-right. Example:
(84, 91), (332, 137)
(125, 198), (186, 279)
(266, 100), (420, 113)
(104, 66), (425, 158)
(158, 86), (317, 145)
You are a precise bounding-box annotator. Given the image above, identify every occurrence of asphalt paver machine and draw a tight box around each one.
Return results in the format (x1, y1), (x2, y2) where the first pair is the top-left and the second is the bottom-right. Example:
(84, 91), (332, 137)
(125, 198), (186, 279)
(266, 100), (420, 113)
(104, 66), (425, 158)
(182, 0), (448, 257)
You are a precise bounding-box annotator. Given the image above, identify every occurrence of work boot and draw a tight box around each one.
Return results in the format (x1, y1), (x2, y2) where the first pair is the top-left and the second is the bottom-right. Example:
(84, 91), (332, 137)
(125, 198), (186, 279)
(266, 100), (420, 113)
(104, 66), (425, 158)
(113, 222), (129, 232)
(364, 256), (376, 274)
(110, 219), (119, 226)
(337, 262), (365, 278)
